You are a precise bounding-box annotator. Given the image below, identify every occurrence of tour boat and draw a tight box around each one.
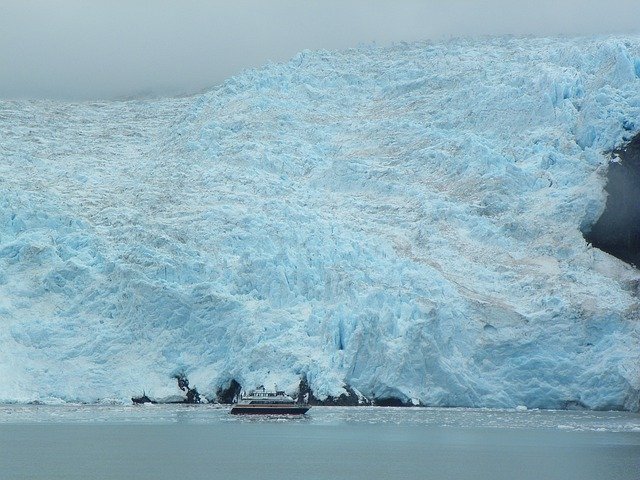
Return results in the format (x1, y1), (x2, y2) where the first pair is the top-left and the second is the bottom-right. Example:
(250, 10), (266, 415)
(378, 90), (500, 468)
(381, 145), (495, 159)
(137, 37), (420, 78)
(230, 386), (311, 415)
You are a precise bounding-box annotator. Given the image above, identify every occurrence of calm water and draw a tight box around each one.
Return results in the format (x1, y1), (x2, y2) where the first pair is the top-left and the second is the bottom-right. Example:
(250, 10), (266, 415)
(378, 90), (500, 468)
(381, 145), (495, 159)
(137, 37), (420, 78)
(1, 405), (638, 480)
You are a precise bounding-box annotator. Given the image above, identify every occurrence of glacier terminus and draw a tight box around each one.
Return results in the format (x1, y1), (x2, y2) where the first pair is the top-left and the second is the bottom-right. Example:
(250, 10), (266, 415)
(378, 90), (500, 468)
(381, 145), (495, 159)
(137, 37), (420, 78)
(0, 35), (639, 411)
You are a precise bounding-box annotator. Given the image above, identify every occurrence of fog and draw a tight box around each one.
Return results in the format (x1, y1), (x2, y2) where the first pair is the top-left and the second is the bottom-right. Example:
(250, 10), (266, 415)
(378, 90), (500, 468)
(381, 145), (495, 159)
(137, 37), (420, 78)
(1, 0), (640, 100)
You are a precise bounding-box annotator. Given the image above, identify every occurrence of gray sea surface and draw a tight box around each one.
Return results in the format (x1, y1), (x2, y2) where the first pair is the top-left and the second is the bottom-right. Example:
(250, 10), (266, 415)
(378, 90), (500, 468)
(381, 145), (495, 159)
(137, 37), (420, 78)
(1, 405), (638, 480)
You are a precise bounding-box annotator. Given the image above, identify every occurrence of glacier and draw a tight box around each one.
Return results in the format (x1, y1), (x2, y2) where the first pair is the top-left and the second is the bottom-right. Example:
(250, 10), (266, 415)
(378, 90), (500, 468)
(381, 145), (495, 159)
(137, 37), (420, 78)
(1, 35), (640, 410)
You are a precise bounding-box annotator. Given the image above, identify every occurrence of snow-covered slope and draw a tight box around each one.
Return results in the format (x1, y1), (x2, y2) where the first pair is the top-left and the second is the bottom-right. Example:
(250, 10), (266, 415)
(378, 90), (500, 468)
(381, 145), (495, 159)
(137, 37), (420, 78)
(1, 36), (640, 410)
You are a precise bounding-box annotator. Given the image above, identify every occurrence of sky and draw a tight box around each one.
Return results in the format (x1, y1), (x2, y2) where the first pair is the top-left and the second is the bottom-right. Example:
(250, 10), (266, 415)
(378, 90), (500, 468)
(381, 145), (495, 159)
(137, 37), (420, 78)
(1, 0), (640, 100)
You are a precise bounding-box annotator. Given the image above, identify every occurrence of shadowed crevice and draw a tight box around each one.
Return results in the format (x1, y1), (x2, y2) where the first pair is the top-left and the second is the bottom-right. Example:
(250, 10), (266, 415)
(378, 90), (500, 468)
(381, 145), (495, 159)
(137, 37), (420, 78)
(584, 132), (640, 267)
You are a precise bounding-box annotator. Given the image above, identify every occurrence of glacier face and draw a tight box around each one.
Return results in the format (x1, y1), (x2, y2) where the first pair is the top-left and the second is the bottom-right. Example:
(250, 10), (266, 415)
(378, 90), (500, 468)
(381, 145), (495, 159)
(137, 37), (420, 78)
(1, 36), (640, 410)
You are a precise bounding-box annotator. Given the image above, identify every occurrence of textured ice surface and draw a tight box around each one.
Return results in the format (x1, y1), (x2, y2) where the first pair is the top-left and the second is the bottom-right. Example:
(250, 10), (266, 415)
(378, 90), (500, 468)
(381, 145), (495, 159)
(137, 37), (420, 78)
(1, 36), (640, 410)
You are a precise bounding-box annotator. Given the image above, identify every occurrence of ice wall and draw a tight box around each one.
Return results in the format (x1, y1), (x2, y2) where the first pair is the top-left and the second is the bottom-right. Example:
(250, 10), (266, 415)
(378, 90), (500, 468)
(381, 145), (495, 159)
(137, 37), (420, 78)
(1, 36), (640, 410)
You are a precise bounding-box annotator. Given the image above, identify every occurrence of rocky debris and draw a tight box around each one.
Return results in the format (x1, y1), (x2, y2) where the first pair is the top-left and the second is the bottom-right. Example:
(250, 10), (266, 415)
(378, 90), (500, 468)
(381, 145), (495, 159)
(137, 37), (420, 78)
(174, 373), (201, 404)
(374, 397), (412, 407)
(131, 375), (203, 404)
(216, 379), (242, 404)
(297, 376), (371, 406)
(131, 393), (156, 404)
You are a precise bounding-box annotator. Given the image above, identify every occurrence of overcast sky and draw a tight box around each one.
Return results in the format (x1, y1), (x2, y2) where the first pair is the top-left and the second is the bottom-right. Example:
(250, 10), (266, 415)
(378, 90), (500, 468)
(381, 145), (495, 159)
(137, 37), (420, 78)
(1, 0), (640, 100)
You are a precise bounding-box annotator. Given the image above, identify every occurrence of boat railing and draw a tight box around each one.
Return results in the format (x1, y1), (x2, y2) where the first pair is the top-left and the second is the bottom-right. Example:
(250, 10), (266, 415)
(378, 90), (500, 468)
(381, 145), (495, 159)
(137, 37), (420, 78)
(244, 389), (289, 398)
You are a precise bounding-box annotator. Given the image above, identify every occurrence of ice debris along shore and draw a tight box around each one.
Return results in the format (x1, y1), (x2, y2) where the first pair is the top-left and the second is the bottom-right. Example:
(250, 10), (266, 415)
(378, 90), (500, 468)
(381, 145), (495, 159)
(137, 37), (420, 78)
(1, 35), (640, 410)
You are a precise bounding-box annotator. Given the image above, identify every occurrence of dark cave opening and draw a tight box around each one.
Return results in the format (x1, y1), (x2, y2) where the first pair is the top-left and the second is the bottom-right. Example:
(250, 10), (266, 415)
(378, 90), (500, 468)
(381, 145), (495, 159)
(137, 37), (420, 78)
(584, 133), (640, 268)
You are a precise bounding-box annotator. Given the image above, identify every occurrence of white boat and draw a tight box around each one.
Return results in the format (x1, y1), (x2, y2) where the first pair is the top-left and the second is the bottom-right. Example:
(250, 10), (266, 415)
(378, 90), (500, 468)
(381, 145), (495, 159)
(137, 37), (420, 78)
(230, 385), (311, 415)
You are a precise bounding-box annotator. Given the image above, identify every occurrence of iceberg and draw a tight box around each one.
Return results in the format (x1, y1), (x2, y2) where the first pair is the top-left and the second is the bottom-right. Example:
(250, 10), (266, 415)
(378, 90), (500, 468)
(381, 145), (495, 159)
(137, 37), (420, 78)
(1, 35), (639, 410)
